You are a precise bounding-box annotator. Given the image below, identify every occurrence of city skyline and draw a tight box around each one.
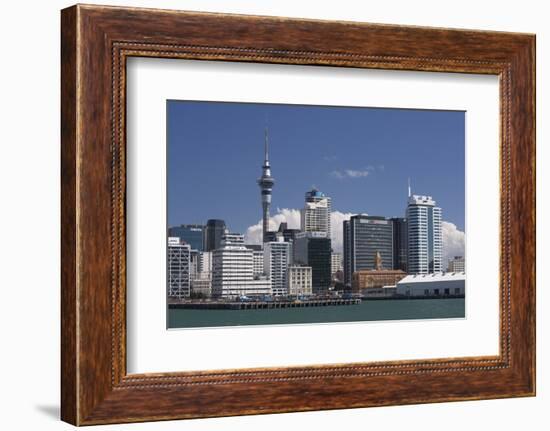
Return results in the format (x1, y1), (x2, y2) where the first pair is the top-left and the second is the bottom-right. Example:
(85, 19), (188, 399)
(167, 100), (466, 239)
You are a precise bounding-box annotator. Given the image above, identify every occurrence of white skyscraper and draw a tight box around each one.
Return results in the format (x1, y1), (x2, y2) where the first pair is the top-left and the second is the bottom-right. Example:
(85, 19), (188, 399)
(300, 188), (332, 238)
(264, 240), (291, 296)
(198, 251), (212, 274)
(252, 249), (265, 277)
(406, 194), (442, 274)
(167, 237), (191, 298)
(190, 251), (213, 298)
(212, 234), (272, 298)
(331, 252), (342, 275)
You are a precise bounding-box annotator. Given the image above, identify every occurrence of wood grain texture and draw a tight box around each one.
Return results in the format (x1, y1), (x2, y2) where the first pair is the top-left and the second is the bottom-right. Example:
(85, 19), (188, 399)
(60, 4), (536, 425)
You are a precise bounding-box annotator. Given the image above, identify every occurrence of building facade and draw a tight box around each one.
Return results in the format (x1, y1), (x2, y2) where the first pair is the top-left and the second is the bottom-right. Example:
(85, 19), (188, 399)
(278, 222), (301, 243)
(331, 252), (342, 275)
(287, 265), (313, 296)
(189, 249), (200, 279)
(198, 251), (212, 274)
(390, 217), (408, 272)
(211, 233), (272, 298)
(264, 240), (291, 296)
(343, 215), (394, 286)
(343, 220), (352, 286)
(352, 270), (406, 292)
(190, 251), (212, 298)
(251, 249), (265, 277)
(396, 272), (465, 297)
(168, 224), (205, 251)
(406, 195), (443, 274)
(190, 273), (212, 297)
(447, 256), (465, 273)
(300, 188), (331, 238)
(293, 232), (331, 294)
(167, 237), (191, 298)
(204, 219), (227, 252)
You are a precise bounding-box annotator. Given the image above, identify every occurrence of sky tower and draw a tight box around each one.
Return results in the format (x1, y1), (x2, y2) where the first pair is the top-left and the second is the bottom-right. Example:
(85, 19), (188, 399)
(257, 128), (275, 243)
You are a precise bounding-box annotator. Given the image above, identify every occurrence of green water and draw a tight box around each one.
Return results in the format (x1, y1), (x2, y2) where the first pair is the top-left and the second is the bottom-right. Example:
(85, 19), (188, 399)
(168, 298), (465, 329)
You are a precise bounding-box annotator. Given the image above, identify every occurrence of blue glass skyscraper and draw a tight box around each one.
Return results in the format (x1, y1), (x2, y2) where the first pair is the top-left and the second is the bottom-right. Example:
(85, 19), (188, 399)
(168, 224), (205, 251)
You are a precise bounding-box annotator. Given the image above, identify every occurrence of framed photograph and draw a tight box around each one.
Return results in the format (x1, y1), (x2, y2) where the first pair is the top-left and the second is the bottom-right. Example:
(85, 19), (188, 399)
(61, 4), (535, 425)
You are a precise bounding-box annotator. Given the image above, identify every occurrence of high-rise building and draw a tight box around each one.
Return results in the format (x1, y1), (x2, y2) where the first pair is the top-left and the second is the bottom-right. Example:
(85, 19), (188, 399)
(257, 129), (275, 243)
(244, 244), (264, 276)
(264, 231), (279, 242)
(343, 220), (352, 286)
(293, 232), (331, 294)
(301, 188), (331, 238)
(287, 265), (313, 296)
(167, 237), (191, 299)
(447, 256), (465, 273)
(343, 215), (394, 287)
(331, 252), (342, 275)
(252, 250), (264, 276)
(204, 219), (227, 251)
(390, 217), (408, 272)
(264, 240), (291, 296)
(168, 224), (205, 251)
(406, 194), (442, 274)
(189, 249), (200, 279)
(198, 251), (212, 274)
(211, 233), (272, 298)
(191, 251), (213, 298)
(277, 222), (301, 243)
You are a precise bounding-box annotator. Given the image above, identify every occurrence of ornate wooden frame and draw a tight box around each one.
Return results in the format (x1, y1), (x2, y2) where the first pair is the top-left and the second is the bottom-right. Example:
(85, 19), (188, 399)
(61, 4), (536, 426)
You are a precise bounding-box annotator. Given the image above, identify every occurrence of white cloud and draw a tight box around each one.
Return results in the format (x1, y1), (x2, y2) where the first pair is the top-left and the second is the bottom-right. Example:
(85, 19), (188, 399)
(246, 213), (463, 264)
(345, 169), (370, 178)
(330, 166), (375, 179)
(244, 208), (354, 254)
(442, 221), (465, 268)
(330, 211), (354, 253)
(244, 208), (301, 245)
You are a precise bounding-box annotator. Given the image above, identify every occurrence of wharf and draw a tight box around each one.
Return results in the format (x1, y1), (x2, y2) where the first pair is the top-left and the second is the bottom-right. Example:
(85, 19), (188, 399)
(169, 298), (361, 310)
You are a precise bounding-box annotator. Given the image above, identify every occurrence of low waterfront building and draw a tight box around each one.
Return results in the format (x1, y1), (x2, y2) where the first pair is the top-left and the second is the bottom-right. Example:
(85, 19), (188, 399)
(264, 240), (291, 296)
(352, 270), (406, 292)
(190, 272), (212, 298)
(395, 272), (465, 297)
(360, 286), (397, 298)
(211, 233), (272, 298)
(287, 265), (313, 296)
(167, 237), (191, 299)
(447, 256), (465, 273)
(351, 251), (406, 293)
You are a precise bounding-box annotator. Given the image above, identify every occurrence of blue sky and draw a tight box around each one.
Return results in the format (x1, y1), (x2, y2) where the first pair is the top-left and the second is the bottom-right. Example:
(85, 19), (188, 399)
(167, 100), (465, 235)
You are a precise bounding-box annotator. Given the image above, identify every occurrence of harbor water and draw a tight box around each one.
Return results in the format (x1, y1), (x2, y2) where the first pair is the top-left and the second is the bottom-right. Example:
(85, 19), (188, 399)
(168, 298), (465, 329)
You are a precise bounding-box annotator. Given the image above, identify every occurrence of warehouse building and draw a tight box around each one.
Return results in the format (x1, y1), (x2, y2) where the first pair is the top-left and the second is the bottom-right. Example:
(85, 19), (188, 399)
(395, 272), (465, 297)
